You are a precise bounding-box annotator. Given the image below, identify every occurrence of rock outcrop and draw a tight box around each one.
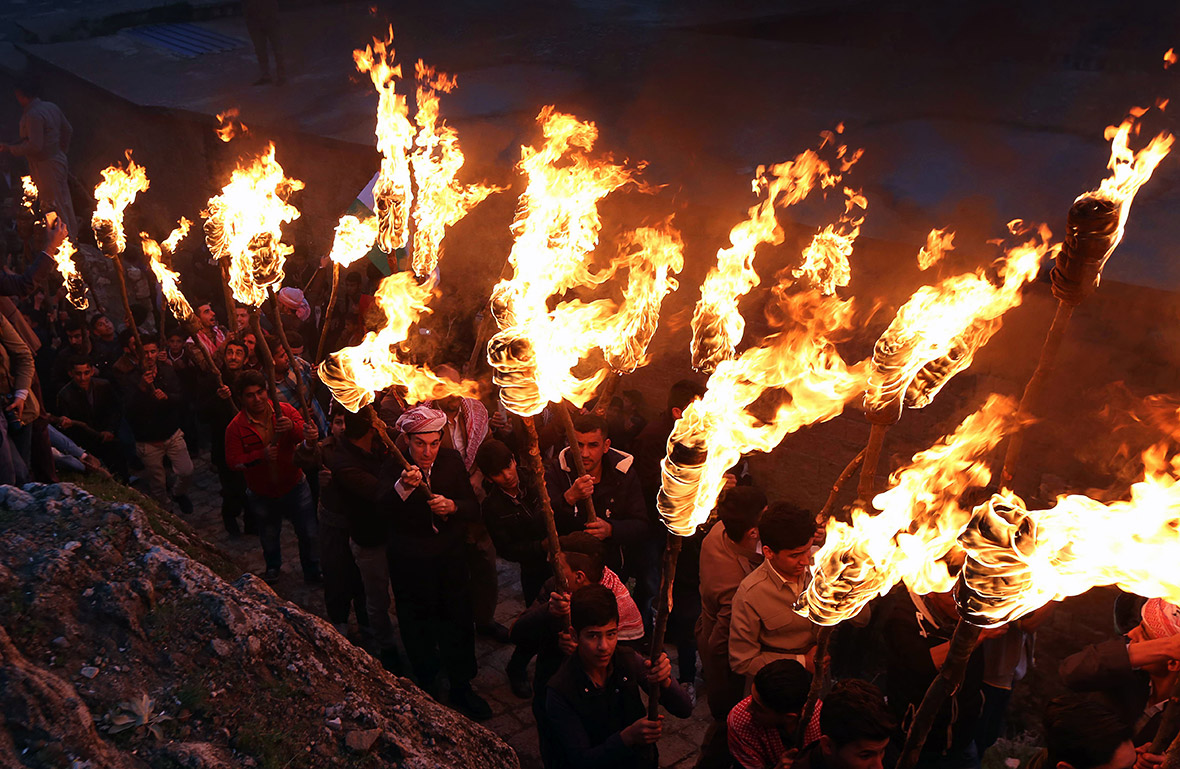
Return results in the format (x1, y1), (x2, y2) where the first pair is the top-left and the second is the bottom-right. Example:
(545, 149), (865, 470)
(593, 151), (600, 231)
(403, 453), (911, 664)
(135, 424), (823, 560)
(0, 484), (519, 768)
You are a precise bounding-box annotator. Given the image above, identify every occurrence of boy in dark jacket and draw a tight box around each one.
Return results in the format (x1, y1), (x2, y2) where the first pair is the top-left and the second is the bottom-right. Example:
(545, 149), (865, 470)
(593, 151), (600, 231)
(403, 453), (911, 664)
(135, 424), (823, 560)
(546, 584), (693, 769)
(477, 438), (551, 698)
(545, 412), (648, 575)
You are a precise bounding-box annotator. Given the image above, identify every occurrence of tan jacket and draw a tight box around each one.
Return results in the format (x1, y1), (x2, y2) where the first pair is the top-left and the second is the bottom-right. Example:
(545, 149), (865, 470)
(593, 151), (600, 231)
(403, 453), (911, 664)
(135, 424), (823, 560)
(729, 559), (817, 678)
(0, 312), (37, 424)
(697, 523), (763, 663)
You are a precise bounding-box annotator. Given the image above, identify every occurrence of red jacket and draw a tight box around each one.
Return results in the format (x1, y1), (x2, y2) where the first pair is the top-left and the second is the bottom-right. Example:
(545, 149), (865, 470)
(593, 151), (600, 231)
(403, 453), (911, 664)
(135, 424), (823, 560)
(224, 401), (305, 498)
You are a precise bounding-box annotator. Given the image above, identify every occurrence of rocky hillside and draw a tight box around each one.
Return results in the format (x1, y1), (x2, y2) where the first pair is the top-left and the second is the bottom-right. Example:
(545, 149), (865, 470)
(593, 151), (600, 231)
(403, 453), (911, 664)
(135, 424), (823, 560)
(0, 483), (519, 769)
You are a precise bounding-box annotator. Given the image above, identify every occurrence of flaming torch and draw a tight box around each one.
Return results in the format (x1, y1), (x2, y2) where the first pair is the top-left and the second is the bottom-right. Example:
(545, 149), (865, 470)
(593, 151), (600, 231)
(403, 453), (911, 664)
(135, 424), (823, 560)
(50, 237), (90, 311)
(202, 142), (304, 413)
(487, 106), (683, 586)
(1000, 108), (1172, 487)
(690, 133), (858, 373)
(354, 28), (415, 256)
(315, 213), (378, 362)
(895, 409), (1180, 769)
(409, 61), (503, 278)
(20, 174), (90, 310)
(317, 270), (481, 485)
(488, 106), (634, 526)
(141, 219), (223, 387)
(92, 151), (150, 353)
(854, 224), (1054, 500)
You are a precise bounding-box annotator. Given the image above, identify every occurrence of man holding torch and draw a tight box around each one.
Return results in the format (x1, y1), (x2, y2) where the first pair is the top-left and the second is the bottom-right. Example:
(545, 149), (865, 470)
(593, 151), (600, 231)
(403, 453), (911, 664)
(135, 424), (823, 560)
(225, 369), (321, 584)
(545, 584), (693, 769)
(546, 412), (649, 575)
(388, 405), (492, 722)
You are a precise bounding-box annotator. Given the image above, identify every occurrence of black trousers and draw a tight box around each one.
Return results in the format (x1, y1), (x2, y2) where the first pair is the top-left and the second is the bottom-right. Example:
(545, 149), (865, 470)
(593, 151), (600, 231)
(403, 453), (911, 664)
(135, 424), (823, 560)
(389, 549), (476, 689)
(320, 518), (367, 628)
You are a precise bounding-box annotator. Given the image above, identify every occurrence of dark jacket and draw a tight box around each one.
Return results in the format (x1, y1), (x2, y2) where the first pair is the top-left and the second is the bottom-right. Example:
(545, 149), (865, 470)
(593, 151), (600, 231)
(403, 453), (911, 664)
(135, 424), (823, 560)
(389, 446), (477, 559)
(546, 645), (694, 769)
(123, 363), (185, 442)
(546, 446), (649, 570)
(511, 577), (570, 704)
(482, 482), (549, 583)
(56, 378), (121, 448)
(320, 435), (400, 548)
(883, 589), (984, 760)
(1059, 638), (1159, 744)
(0, 251), (53, 298)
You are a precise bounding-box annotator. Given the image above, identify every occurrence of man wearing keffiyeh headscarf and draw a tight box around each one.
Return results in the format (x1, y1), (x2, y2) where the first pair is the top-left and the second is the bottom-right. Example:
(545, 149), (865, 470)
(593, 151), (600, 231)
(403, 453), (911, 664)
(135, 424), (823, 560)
(1061, 597), (1180, 749)
(388, 405), (492, 721)
(427, 363), (507, 644)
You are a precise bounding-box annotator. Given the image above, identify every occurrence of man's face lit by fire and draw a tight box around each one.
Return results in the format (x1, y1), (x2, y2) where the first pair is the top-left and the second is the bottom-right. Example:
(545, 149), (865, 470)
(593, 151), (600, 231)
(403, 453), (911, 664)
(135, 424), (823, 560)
(242, 333), (257, 356)
(223, 343), (246, 371)
(408, 431), (442, 471)
(242, 384), (269, 417)
(66, 327), (85, 349)
(235, 307), (250, 330)
(167, 334), (184, 355)
(93, 316), (115, 340)
(139, 342), (159, 368)
(198, 304), (217, 329)
(331, 414), (346, 438)
(764, 540), (812, 581)
(273, 345), (289, 375)
(573, 429), (609, 477)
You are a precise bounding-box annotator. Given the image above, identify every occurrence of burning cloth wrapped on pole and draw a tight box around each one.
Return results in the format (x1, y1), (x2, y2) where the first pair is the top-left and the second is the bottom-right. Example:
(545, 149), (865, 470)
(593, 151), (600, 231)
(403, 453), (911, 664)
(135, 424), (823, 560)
(959, 403), (1180, 627)
(690, 131), (861, 374)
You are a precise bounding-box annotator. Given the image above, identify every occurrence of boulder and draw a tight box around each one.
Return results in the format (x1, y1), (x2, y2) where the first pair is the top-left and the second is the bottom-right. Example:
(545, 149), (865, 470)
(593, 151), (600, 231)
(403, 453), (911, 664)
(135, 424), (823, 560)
(0, 484), (518, 768)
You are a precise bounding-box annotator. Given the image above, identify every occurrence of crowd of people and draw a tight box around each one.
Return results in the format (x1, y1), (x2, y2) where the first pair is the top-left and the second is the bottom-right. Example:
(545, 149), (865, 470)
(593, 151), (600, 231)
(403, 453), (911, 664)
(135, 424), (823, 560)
(4, 78), (1179, 769)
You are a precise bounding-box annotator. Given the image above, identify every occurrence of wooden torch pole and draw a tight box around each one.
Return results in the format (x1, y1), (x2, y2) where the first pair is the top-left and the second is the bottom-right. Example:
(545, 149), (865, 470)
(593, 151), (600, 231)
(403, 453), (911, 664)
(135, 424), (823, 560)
(316, 262), (341, 363)
(646, 534), (682, 719)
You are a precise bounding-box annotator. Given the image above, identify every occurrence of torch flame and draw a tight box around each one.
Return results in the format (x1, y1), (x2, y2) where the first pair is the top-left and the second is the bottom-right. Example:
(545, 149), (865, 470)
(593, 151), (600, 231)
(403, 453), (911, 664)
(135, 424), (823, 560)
(598, 222), (685, 374)
(92, 151), (150, 255)
(489, 107), (662, 417)
(960, 405), (1180, 627)
(51, 238), (88, 311)
(690, 135), (859, 373)
(318, 272), (480, 411)
(917, 227), (955, 271)
(1165, 48), (1177, 69)
(799, 394), (1019, 624)
(1085, 108), (1173, 248)
(658, 286), (866, 534)
(143, 218), (194, 322)
(328, 213), (379, 267)
(215, 108), (248, 142)
(409, 61), (503, 277)
(20, 175), (37, 214)
(201, 143), (303, 307)
(355, 28), (415, 254)
(791, 187), (866, 295)
(863, 224), (1054, 419)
